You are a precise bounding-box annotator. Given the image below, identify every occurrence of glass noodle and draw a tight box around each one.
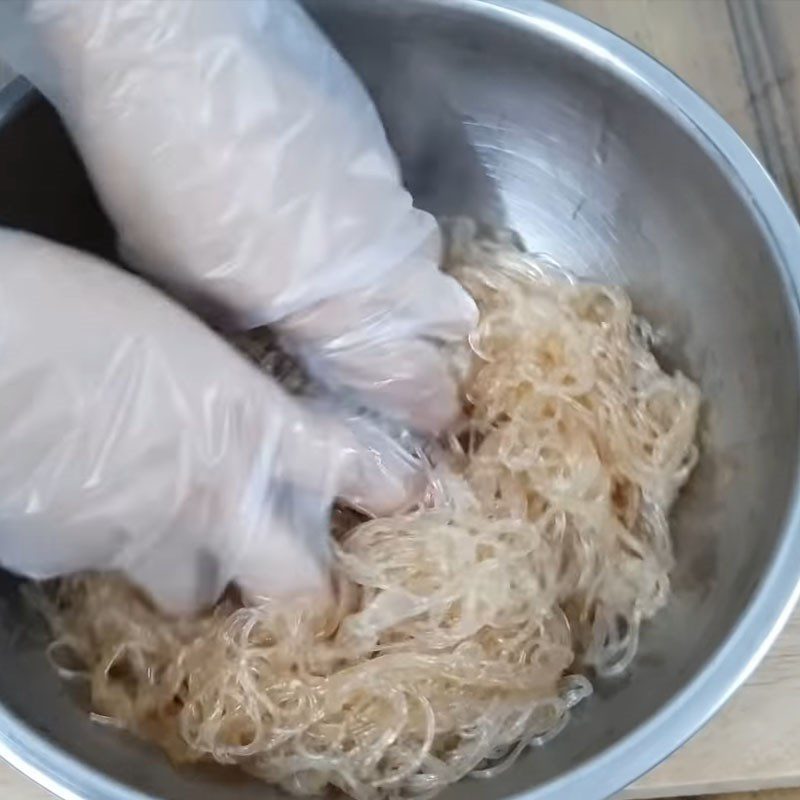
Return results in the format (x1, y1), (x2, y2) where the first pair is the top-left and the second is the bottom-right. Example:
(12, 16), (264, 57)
(38, 220), (700, 800)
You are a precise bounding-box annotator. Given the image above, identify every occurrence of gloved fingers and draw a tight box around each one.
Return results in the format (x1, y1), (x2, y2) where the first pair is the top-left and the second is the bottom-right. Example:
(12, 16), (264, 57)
(273, 402), (426, 517)
(1, 0), (477, 392)
(282, 261), (476, 353)
(233, 483), (333, 607)
(123, 527), (227, 616)
(280, 258), (476, 435)
(331, 414), (427, 516)
(126, 485), (334, 615)
(232, 398), (431, 606)
(0, 228), (429, 615)
(378, 265), (477, 344)
(0, 0), (435, 329)
(293, 337), (464, 436)
(126, 404), (426, 614)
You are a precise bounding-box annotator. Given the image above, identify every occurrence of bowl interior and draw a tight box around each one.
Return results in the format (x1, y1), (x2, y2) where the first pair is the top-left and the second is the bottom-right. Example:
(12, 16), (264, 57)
(0, 2), (798, 799)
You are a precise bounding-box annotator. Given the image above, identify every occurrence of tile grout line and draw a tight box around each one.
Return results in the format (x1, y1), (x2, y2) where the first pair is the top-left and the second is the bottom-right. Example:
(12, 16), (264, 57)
(748, 0), (800, 212)
(726, 0), (800, 213)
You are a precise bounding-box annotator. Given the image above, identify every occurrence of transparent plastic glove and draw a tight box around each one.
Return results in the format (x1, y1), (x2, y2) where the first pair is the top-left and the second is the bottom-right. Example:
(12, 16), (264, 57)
(0, 0), (477, 434)
(0, 229), (421, 614)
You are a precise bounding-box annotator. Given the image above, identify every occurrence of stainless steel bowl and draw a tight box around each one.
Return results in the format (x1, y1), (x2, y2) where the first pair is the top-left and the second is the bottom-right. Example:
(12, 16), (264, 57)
(1, 1), (800, 799)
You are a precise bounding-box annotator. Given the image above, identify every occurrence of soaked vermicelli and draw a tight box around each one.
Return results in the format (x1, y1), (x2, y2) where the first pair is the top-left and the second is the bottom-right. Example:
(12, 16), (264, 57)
(38, 221), (701, 800)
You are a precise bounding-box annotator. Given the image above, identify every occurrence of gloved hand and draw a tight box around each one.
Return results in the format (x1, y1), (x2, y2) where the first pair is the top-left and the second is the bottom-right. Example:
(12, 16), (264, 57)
(0, 229), (421, 613)
(0, 0), (477, 434)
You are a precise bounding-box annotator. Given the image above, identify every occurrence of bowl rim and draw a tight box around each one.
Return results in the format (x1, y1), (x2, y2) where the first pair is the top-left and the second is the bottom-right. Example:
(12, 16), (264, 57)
(2, 2), (800, 799)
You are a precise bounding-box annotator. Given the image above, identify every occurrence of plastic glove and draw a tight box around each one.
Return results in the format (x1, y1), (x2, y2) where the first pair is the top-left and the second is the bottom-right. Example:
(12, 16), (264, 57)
(0, 0), (477, 434)
(0, 229), (421, 613)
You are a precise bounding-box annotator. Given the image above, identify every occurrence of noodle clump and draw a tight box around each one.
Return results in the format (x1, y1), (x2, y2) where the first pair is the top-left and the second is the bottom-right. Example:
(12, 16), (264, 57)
(41, 223), (700, 799)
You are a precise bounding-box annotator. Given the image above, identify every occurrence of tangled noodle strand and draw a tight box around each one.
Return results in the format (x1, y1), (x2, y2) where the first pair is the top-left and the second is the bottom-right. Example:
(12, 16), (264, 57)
(39, 221), (700, 799)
